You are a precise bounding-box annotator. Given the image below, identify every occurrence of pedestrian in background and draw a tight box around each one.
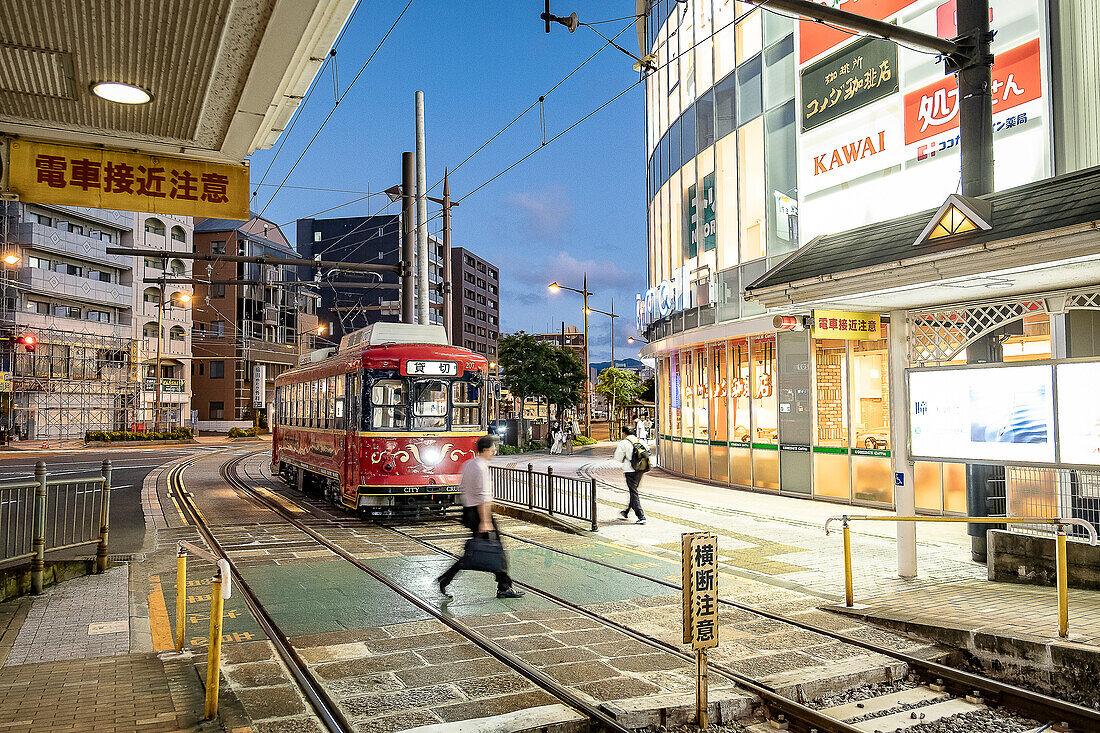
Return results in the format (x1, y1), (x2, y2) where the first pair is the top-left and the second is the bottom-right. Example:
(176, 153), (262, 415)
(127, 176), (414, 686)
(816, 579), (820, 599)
(614, 426), (648, 524)
(437, 436), (525, 599)
(635, 414), (648, 442)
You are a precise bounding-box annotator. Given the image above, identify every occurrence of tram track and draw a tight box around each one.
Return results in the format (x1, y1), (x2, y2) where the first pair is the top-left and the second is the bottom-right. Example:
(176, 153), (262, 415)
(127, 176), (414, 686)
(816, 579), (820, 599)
(166, 453), (355, 733)
(228, 451), (862, 733)
(216, 452), (633, 733)
(227, 450), (1100, 732)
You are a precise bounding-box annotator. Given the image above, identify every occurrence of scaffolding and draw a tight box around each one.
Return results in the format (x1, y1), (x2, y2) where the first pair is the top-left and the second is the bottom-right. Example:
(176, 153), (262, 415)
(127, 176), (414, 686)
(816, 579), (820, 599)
(1, 325), (141, 441)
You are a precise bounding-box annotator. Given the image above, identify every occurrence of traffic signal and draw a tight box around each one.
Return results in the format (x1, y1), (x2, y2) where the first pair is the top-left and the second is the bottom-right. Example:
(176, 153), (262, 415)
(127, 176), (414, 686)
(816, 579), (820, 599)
(16, 334), (35, 352)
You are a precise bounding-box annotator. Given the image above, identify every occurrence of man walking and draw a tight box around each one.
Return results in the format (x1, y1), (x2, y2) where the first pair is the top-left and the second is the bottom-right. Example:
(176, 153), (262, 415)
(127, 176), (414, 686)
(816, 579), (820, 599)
(614, 426), (647, 524)
(437, 436), (525, 599)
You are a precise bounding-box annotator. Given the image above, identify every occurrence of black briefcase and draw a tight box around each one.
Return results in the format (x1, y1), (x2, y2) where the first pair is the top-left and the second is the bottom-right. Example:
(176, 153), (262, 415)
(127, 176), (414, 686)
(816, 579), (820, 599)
(461, 534), (506, 573)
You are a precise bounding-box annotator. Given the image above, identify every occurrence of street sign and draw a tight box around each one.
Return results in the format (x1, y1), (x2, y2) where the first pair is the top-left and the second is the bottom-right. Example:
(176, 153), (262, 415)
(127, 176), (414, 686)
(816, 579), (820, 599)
(682, 531), (718, 729)
(402, 360), (457, 376)
(144, 377), (184, 393)
(682, 532), (719, 650)
(0, 372), (11, 392)
(253, 365), (266, 408)
(6, 138), (249, 220)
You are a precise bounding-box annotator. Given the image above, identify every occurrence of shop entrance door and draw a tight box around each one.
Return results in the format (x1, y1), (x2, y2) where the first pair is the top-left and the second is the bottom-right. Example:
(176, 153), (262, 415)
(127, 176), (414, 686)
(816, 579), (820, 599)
(778, 331), (812, 496)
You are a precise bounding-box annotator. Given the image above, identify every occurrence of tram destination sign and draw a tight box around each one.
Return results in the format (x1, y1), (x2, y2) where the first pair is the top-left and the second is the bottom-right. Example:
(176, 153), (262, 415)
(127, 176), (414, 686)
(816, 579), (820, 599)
(682, 532), (719, 651)
(800, 35), (898, 132)
(402, 360), (458, 377)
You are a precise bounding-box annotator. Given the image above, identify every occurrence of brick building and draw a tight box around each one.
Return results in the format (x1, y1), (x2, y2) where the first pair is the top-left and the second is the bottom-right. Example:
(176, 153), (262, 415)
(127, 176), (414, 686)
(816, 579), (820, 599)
(190, 215), (318, 430)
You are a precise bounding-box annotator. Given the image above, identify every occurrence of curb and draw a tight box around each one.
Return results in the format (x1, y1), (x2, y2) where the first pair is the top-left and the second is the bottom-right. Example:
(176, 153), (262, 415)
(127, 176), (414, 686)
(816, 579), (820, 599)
(493, 503), (590, 536)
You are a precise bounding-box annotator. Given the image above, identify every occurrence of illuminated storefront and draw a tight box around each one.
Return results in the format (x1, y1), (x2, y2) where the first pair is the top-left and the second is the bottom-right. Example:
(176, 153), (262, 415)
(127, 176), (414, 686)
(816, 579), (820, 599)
(639, 0), (1056, 510)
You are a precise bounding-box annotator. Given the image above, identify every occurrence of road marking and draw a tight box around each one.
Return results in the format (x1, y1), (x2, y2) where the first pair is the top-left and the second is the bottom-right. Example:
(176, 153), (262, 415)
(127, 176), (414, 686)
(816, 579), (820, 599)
(147, 575), (174, 651)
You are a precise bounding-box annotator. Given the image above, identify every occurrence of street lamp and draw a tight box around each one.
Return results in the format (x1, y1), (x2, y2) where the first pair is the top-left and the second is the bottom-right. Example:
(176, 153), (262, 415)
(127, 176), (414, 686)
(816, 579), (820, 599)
(2, 254), (19, 266)
(587, 299), (620, 437)
(297, 323), (327, 360)
(627, 335), (649, 345)
(548, 276), (593, 437)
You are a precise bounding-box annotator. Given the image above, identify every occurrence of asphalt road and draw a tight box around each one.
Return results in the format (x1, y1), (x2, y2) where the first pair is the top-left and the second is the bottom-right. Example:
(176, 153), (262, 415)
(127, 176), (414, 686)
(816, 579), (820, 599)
(0, 446), (224, 557)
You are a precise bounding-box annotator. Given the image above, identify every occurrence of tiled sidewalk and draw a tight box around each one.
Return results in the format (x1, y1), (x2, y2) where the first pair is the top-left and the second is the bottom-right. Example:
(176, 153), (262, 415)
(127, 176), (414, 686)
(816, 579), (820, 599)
(501, 452), (1100, 649)
(4, 566), (129, 666)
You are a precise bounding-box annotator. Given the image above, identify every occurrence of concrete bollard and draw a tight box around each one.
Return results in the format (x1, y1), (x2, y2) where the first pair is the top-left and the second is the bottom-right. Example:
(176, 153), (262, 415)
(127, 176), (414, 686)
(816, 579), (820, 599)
(96, 460), (112, 573)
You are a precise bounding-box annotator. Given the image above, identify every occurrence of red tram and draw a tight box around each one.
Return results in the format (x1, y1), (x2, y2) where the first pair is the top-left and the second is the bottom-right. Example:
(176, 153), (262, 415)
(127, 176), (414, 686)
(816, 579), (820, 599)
(272, 323), (488, 513)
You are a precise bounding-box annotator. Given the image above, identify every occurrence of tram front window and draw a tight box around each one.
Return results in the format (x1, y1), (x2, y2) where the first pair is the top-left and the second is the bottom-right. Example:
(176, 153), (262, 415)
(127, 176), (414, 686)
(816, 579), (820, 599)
(412, 379), (448, 430)
(370, 379), (406, 429)
(451, 380), (481, 430)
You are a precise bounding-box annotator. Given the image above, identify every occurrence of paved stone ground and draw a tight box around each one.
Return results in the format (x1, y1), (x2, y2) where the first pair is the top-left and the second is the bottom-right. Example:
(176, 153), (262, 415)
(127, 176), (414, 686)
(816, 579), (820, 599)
(0, 457), (226, 732)
(4, 566), (130, 666)
(502, 451), (1100, 647)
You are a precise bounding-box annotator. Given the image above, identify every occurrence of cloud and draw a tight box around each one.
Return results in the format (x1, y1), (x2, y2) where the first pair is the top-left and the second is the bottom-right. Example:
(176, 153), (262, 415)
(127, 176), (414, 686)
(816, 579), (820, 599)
(511, 250), (637, 291)
(505, 185), (573, 241)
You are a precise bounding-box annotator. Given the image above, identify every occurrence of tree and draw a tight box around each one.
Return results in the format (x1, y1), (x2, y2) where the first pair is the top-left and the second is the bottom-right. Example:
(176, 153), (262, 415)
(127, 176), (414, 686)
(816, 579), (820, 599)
(498, 332), (551, 447)
(595, 367), (643, 438)
(498, 334), (587, 447)
(639, 375), (655, 403)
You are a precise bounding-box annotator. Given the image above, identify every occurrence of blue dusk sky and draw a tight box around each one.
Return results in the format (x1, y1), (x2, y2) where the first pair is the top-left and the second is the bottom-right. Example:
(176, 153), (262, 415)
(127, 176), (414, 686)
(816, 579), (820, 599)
(248, 1), (648, 361)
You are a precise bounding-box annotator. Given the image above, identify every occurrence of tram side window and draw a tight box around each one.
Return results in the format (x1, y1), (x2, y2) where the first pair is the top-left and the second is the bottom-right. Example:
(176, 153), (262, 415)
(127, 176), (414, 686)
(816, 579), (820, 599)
(311, 379), (320, 428)
(451, 381), (481, 430)
(326, 376), (336, 428)
(334, 374), (345, 428)
(371, 379), (406, 430)
(412, 379), (447, 430)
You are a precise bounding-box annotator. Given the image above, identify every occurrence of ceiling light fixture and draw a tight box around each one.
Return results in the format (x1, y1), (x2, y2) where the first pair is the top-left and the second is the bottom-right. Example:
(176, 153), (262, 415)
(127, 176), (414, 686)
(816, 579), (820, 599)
(91, 82), (152, 105)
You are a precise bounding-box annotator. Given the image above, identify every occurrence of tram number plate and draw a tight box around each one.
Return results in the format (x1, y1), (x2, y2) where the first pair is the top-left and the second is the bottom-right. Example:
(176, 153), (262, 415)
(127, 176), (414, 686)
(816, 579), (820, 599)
(405, 360), (458, 376)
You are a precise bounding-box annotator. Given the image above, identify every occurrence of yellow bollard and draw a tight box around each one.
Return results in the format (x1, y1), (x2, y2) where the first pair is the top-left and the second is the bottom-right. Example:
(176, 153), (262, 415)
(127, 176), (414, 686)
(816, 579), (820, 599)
(1057, 526), (1069, 639)
(843, 521), (854, 607)
(175, 549), (187, 652)
(204, 573), (225, 719)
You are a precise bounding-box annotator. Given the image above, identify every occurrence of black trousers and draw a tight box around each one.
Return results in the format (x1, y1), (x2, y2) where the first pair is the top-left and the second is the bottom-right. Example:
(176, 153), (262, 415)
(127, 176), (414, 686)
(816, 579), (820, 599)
(625, 471), (645, 519)
(438, 505), (513, 591)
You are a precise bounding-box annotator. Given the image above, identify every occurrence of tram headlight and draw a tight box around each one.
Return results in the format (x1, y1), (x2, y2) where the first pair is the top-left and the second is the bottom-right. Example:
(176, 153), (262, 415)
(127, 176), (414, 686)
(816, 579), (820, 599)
(421, 446), (442, 466)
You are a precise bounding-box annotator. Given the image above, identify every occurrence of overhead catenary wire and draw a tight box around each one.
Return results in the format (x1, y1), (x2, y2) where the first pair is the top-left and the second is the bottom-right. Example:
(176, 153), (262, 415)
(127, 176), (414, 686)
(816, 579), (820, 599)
(256, 0), (416, 220)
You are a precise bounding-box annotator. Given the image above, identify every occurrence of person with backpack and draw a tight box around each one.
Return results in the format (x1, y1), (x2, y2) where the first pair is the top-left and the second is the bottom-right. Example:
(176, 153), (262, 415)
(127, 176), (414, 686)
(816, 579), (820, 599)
(613, 425), (649, 524)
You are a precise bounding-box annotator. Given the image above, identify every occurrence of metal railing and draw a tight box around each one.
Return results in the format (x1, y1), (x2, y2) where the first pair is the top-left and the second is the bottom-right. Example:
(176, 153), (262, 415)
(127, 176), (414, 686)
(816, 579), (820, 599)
(0, 460), (112, 591)
(825, 515), (1098, 638)
(491, 463), (598, 531)
(999, 466), (1100, 540)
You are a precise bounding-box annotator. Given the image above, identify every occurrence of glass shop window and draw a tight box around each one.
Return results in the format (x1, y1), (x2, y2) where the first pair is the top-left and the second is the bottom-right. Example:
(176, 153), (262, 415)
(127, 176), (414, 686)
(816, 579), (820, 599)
(850, 326), (892, 504)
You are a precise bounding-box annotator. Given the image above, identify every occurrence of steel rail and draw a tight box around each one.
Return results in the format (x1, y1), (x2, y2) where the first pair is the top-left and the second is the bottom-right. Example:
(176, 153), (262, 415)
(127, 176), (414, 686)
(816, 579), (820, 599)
(377, 522), (862, 733)
(221, 454), (631, 733)
(240, 452), (1100, 730)
(490, 527), (1100, 732)
(167, 456), (354, 733)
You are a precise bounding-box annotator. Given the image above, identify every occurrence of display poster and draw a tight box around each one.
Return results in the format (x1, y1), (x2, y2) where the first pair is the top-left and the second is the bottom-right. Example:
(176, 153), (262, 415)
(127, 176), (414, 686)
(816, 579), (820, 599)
(1056, 362), (1100, 465)
(909, 365), (1055, 463)
(796, 0), (1050, 240)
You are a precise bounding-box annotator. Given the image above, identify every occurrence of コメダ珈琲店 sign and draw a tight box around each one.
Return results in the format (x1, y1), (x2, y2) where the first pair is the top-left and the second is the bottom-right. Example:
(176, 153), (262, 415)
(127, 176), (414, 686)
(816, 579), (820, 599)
(6, 139), (249, 221)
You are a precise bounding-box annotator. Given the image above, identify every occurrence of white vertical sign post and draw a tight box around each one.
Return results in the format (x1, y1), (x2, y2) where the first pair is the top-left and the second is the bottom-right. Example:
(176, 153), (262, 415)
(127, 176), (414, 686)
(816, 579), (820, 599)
(682, 532), (719, 729)
(253, 364), (266, 409)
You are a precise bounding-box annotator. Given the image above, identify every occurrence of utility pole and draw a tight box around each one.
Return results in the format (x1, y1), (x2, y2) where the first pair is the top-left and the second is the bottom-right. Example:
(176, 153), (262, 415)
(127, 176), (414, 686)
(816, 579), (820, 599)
(401, 151), (415, 324)
(442, 170), (453, 342)
(415, 91), (429, 325)
(582, 273), (591, 438)
(956, 0), (995, 196)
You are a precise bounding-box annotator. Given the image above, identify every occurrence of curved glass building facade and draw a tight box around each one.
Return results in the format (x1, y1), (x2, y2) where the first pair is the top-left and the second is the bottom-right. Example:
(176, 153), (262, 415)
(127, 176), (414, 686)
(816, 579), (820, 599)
(639, 0), (1054, 511)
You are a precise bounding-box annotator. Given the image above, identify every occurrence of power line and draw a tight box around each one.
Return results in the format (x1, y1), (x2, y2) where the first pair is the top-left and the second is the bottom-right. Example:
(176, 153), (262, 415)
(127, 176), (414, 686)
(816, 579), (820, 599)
(256, 0), (416, 219)
(457, 76), (644, 205)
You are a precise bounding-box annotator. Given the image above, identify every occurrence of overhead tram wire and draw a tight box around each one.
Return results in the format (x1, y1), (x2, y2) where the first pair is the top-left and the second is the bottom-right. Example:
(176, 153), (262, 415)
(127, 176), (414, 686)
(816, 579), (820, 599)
(456, 75), (645, 205)
(421, 15), (640, 199)
(270, 15), (637, 234)
(256, 0), (416, 220)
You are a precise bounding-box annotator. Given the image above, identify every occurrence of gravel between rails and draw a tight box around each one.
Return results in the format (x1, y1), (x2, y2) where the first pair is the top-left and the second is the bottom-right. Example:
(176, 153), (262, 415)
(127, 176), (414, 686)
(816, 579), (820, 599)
(900, 708), (1042, 733)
